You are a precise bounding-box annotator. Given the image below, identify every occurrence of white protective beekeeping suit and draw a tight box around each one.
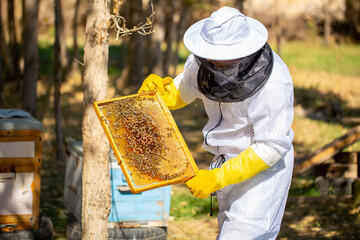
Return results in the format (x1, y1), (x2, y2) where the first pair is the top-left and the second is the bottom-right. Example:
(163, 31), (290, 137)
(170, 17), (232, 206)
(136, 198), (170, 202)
(174, 51), (294, 239)
(139, 6), (295, 240)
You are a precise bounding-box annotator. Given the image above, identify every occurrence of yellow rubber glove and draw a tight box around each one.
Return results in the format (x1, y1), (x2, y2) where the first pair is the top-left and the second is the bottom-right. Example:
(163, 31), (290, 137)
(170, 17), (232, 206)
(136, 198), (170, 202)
(138, 74), (187, 110)
(185, 147), (270, 199)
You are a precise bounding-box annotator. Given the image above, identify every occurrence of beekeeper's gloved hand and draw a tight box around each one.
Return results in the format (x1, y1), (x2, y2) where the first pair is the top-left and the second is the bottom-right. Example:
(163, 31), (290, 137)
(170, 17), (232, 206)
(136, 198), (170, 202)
(138, 74), (187, 110)
(185, 147), (270, 199)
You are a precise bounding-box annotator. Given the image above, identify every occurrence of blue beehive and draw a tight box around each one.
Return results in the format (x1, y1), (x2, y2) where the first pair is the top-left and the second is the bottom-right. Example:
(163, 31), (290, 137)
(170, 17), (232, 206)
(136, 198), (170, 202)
(64, 141), (171, 227)
(108, 153), (171, 226)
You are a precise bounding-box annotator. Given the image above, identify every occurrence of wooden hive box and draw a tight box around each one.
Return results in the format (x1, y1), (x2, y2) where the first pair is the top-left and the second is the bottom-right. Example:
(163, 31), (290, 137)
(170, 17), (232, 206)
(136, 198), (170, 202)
(0, 111), (43, 232)
(93, 91), (198, 194)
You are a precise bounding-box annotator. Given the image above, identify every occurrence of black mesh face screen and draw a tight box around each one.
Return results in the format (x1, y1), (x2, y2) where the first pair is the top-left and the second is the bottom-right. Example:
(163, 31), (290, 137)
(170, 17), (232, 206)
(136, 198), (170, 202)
(196, 43), (274, 102)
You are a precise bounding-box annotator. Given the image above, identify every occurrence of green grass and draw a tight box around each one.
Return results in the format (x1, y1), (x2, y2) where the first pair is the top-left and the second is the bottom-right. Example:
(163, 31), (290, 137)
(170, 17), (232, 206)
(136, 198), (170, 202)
(289, 177), (321, 197)
(281, 41), (360, 76)
(170, 186), (218, 219)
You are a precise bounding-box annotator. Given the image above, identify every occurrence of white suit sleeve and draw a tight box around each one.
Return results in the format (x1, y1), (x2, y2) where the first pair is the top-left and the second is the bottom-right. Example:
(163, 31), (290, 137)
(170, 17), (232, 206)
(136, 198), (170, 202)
(173, 54), (201, 104)
(248, 79), (294, 166)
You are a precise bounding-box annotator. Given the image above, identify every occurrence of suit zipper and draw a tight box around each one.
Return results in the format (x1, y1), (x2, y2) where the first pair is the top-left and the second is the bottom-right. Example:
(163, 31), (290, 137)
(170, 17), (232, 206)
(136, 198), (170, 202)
(205, 102), (223, 145)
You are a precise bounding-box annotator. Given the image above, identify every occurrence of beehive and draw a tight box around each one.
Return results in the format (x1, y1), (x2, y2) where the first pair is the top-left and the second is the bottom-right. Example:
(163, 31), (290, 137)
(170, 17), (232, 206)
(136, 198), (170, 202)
(0, 112), (42, 232)
(93, 91), (198, 194)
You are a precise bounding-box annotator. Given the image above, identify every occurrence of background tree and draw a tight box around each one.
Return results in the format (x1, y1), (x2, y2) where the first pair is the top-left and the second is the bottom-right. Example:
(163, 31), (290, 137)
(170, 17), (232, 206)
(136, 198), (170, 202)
(22, 0), (39, 116)
(345, 0), (360, 41)
(69, 0), (81, 73)
(163, 0), (176, 77)
(7, 0), (21, 85)
(323, 0), (333, 45)
(0, 0), (15, 85)
(117, 0), (145, 87)
(235, 0), (245, 12)
(127, 0), (145, 85)
(171, 0), (189, 77)
(146, 0), (165, 76)
(0, 52), (1, 108)
(273, 0), (283, 56)
(0, 1), (2, 107)
(54, 0), (66, 162)
(81, 0), (111, 239)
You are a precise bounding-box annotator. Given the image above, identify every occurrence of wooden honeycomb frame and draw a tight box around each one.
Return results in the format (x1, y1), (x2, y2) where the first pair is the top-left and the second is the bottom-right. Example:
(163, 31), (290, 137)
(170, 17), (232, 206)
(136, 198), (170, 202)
(93, 91), (198, 194)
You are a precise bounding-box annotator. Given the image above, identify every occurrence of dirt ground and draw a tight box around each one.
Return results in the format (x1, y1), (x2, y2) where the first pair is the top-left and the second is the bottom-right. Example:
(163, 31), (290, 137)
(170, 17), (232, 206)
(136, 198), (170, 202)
(168, 216), (219, 240)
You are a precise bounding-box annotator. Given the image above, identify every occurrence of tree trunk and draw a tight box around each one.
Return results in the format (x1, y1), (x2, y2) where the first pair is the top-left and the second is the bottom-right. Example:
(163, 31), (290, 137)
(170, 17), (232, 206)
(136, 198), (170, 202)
(119, 4), (129, 70)
(22, 0), (39, 117)
(353, 179), (360, 205)
(0, 52), (2, 107)
(345, 0), (360, 40)
(274, 0), (282, 57)
(7, 0), (21, 83)
(81, 0), (111, 239)
(163, 0), (175, 76)
(146, 0), (164, 77)
(275, 14), (282, 56)
(128, 0), (144, 85)
(324, 14), (331, 46)
(21, 0), (25, 71)
(114, 5), (130, 90)
(172, 0), (187, 77)
(0, 12), (2, 107)
(54, 0), (64, 162)
(69, 0), (80, 73)
(58, 1), (68, 74)
(0, 0), (15, 81)
(235, 0), (245, 13)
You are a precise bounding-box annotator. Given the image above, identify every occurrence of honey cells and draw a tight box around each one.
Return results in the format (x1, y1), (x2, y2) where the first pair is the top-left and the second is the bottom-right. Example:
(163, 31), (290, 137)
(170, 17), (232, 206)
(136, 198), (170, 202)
(101, 95), (188, 182)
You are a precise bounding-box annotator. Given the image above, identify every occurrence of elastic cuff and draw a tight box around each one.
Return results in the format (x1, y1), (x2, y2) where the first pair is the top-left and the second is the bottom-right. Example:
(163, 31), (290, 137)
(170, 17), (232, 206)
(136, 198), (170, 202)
(250, 142), (281, 166)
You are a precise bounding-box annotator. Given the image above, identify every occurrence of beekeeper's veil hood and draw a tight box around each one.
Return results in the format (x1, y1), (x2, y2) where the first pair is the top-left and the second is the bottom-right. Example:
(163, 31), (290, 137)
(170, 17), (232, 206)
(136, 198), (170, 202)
(183, 6), (274, 102)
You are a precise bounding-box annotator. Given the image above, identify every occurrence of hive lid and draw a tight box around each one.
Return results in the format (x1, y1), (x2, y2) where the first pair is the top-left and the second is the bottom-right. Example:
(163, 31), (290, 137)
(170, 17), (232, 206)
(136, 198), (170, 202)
(0, 109), (43, 131)
(93, 91), (198, 194)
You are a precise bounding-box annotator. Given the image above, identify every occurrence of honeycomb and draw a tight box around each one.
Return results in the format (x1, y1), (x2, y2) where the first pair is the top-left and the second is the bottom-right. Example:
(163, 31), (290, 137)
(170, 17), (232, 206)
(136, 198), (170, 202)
(96, 92), (197, 188)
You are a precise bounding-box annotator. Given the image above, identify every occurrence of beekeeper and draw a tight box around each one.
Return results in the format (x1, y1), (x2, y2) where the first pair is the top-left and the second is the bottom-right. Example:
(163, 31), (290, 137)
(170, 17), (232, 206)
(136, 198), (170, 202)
(139, 6), (294, 240)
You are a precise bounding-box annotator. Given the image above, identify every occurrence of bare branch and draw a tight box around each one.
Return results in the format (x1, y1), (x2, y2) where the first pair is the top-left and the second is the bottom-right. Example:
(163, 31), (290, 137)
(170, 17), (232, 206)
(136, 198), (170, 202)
(110, 1), (155, 40)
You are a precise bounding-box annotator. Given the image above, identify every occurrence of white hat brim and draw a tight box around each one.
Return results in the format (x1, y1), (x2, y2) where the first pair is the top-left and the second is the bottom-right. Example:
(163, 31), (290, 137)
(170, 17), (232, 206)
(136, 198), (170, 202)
(183, 17), (268, 60)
